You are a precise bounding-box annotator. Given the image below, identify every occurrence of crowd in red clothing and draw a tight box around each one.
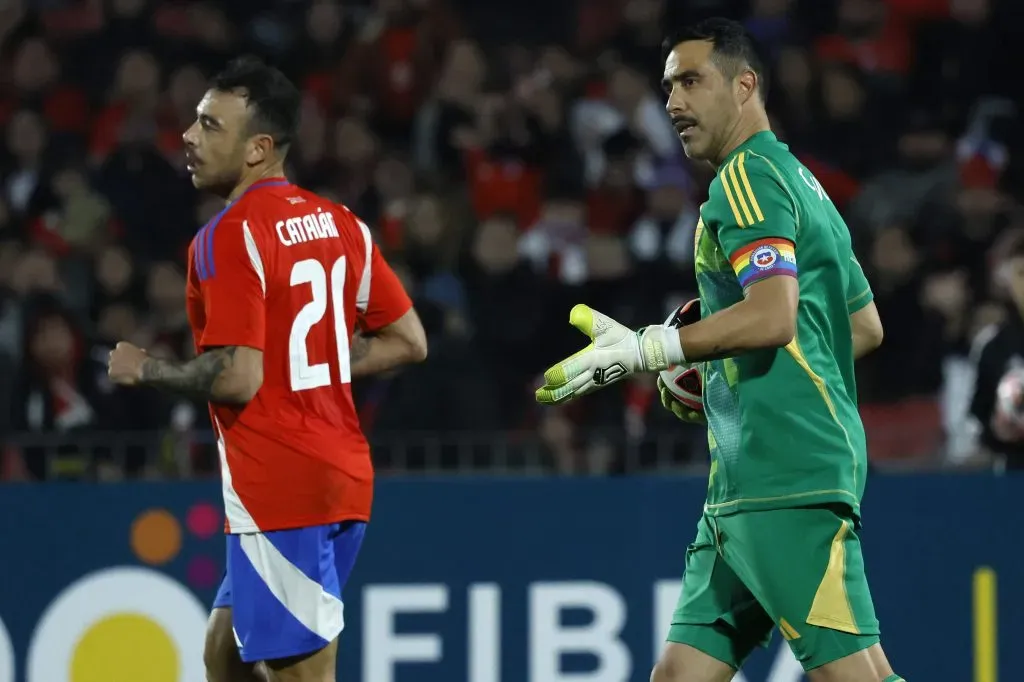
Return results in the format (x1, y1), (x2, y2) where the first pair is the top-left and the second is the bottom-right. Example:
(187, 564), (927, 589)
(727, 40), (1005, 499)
(0, 0), (1021, 478)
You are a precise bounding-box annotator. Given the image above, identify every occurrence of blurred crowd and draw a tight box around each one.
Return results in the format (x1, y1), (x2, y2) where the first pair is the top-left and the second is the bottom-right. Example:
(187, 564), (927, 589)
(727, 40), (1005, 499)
(1, 0), (1022, 479)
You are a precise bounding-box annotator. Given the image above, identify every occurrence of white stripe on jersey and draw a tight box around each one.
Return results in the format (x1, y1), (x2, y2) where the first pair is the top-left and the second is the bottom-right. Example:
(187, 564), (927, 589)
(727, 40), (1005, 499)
(242, 221), (266, 296)
(355, 218), (372, 313)
(216, 417), (258, 533)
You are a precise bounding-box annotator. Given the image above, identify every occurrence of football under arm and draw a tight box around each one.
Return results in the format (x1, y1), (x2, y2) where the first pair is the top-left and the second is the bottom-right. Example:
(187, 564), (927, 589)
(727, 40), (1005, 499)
(678, 276), (798, 362)
(850, 300), (884, 359)
(350, 308), (428, 379)
(140, 346), (264, 404)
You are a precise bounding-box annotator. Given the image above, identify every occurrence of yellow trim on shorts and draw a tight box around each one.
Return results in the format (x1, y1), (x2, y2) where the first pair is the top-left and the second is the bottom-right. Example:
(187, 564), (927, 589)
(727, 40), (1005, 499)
(806, 519), (860, 634)
(779, 618), (802, 641)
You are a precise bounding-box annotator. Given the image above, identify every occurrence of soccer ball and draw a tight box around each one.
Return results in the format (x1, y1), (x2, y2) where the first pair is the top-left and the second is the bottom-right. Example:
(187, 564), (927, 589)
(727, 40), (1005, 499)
(658, 302), (703, 412)
(660, 362), (703, 411)
(993, 367), (1024, 440)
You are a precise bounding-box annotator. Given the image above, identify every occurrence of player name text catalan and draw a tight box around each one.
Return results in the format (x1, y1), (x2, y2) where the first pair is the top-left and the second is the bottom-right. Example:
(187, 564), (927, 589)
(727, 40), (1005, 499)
(276, 208), (340, 246)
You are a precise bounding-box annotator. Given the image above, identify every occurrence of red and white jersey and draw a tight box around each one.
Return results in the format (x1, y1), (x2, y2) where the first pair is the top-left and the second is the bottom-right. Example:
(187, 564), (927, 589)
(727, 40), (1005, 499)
(186, 178), (412, 533)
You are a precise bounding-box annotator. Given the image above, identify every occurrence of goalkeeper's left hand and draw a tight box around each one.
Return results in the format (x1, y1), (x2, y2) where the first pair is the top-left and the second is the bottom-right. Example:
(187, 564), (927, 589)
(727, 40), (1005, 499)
(657, 376), (706, 424)
(535, 304), (684, 405)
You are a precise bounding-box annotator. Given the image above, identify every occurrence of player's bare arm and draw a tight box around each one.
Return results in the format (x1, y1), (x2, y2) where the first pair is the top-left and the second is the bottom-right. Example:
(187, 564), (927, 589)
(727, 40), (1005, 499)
(351, 308), (428, 378)
(851, 301), (884, 359)
(678, 275), (798, 361)
(141, 346), (263, 403)
(108, 341), (263, 404)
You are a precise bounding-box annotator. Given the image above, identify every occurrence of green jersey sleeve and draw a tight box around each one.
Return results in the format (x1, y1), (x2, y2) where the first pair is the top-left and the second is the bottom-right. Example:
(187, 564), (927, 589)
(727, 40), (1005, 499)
(846, 254), (874, 313)
(713, 151), (798, 289)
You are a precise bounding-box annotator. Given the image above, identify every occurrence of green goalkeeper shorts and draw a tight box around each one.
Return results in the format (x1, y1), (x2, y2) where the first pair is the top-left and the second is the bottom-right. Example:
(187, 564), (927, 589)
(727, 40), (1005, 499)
(666, 505), (880, 672)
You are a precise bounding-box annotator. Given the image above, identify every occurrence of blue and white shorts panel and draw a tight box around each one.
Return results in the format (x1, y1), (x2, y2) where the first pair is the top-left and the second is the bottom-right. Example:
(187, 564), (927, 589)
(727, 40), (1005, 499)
(212, 521), (367, 663)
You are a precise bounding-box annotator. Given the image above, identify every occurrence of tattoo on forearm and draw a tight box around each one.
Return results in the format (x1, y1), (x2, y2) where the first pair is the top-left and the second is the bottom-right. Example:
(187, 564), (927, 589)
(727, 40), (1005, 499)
(140, 347), (238, 399)
(350, 334), (371, 365)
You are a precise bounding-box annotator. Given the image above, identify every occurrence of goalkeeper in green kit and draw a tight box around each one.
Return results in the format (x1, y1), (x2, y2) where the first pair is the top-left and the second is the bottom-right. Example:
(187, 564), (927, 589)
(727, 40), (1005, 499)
(535, 18), (906, 682)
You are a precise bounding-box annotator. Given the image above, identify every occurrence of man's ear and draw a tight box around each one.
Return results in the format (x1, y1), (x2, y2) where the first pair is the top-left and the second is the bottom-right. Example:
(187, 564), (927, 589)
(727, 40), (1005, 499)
(736, 69), (758, 104)
(246, 134), (274, 166)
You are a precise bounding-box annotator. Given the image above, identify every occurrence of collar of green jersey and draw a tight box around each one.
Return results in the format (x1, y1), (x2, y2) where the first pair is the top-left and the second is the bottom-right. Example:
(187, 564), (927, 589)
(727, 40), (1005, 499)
(718, 130), (780, 171)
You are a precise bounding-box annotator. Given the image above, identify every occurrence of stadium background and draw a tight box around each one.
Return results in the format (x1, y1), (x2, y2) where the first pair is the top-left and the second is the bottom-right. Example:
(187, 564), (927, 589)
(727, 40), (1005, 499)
(0, 0), (1020, 680)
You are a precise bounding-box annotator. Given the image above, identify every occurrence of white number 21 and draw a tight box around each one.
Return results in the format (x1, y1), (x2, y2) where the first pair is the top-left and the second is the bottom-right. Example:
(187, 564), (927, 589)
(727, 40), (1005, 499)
(289, 256), (351, 390)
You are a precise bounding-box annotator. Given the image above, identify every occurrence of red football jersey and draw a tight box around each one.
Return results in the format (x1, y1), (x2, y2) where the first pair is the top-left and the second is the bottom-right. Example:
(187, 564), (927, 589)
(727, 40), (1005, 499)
(185, 178), (412, 533)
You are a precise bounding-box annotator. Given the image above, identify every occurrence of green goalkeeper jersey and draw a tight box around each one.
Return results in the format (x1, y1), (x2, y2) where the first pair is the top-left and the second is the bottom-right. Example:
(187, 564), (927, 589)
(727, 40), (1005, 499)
(694, 131), (874, 520)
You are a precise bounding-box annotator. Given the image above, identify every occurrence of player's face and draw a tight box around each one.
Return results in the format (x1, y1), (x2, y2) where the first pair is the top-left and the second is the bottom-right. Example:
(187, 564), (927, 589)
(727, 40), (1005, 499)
(182, 90), (252, 196)
(662, 41), (739, 162)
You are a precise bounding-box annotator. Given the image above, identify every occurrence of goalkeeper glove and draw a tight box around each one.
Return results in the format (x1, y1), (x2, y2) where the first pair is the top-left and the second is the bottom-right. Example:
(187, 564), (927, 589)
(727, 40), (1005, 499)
(535, 304), (684, 405)
(656, 299), (705, 423)
(657, 375), (706, 424)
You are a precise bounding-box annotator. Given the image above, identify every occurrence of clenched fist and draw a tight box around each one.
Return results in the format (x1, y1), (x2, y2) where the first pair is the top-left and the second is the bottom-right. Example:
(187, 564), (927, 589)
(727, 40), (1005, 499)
(107, 341), (148, 386)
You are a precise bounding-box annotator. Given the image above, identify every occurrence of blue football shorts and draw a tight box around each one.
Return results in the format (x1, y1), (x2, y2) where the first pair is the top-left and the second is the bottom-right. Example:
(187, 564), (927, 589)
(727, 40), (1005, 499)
(212, 520), (367, 663)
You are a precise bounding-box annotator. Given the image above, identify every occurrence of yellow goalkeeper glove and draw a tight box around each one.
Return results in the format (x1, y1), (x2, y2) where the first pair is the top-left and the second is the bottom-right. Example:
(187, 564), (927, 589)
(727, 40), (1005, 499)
(657, 375), (706, 424)
(535, 304), (684, 405)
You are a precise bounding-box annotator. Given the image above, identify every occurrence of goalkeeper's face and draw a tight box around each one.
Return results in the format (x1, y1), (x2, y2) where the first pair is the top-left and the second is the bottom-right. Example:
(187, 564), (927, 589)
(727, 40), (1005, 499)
(662, 40), (744, 163)
(182, 89), (254, 197)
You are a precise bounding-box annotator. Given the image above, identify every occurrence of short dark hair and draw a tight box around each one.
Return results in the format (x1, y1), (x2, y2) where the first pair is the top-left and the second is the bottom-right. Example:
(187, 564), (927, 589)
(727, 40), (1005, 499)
(662, 18), (769, 102)
(211, 56), (300, 150)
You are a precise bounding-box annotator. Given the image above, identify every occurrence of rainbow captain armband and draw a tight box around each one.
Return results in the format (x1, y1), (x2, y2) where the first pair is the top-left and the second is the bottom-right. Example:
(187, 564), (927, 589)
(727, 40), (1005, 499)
(729, 238), (797, 288)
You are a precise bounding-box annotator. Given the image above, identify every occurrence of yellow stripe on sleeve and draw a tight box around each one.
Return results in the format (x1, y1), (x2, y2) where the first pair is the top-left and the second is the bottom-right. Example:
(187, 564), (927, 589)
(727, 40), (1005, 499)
(726, 159), (756, 226)
(718, 168), (746, 227)
(737, 152), (765, 222)
(847, 288), (871, 307)
(746, 150), (800, 232)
